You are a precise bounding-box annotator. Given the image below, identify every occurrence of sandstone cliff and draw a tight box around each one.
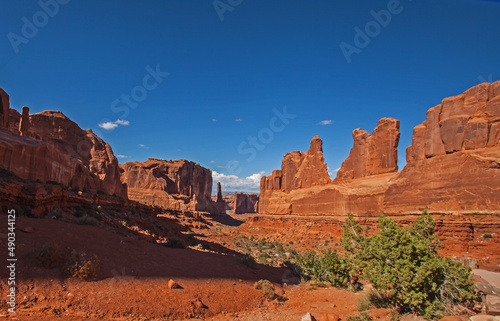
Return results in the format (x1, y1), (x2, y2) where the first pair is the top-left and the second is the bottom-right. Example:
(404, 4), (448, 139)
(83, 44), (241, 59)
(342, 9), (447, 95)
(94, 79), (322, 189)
(260, 136), (331, 193)
(259, 82), (500, 216)
(233, 192), (259, 214)
(120, 158), (224, 214)
(336, 117), (400, 180)
(0, 93), (127, 198)
(385, 81), (500, 214)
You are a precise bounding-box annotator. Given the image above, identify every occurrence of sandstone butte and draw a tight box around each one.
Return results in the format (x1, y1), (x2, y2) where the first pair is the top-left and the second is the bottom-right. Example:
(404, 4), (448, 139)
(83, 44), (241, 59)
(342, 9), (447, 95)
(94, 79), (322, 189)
(233, 192), (259, 214)
(0, 98), (127, 199)
(259, 81), (500, 216)
(120, 158), (225, 214)
(0, 88), (224, 215)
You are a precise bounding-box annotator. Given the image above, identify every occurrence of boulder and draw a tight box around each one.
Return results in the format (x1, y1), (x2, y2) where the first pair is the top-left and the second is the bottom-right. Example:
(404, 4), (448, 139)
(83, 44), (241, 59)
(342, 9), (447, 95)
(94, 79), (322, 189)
(167, 279), (182, 289)
(470, 315), (500, 321)
(486, 295), (500, 315)
(301, 312), (317, 321)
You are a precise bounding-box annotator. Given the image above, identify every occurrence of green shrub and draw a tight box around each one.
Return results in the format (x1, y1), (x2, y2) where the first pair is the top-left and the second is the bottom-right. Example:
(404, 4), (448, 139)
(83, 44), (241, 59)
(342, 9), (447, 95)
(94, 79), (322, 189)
(163, 237), (186, 249)
(34, 242), (65, 269)
(64, 250), (99, 281)
(341, 211), (476, 318)
(239, 254), (256, 268)
(484, 233), (493, 239)
(74, 216), (99, 226)
(254, 279), (275, 300)
(346, 312), (372, 321)
(357, 290), (391, 311)
(74, 207), (86, 218)
(48, 208), (63, 219)
(295, 249), (349, 288)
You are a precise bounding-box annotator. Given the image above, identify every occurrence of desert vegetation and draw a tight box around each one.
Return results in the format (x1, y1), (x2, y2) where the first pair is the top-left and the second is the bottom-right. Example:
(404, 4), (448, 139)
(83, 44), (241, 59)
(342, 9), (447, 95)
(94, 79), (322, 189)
(230, 211), (476, 319)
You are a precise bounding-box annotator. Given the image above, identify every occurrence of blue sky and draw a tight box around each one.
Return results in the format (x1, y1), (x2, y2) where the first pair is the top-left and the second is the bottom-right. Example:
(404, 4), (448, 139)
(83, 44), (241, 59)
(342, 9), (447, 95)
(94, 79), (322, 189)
(2, 0), (499, 192)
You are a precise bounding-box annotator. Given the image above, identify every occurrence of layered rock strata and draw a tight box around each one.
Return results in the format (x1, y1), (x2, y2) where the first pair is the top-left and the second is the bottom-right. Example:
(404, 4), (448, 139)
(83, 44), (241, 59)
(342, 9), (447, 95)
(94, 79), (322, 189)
(120, 158), (224, 214)
(259, 82), (500, 216)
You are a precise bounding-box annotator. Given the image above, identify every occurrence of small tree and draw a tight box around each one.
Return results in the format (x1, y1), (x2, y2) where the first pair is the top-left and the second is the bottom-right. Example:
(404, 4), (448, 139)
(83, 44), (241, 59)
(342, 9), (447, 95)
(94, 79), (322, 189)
(341, 211), (475, 318)
(295, 249), (349, 288)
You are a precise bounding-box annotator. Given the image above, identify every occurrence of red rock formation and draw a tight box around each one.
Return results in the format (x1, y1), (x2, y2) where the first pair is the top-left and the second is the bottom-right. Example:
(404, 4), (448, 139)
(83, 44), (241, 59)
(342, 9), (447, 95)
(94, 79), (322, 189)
(407, 81), (500, 164)
(259, 82), (500, 216)
(336, 118), (400, 180)
(215, 182), (226, 213)
(212, 192), (236, 211)
(233, 192), (259, 214)
(0, 90), (126, 198)
(8, 108), (21, 134)
(19, 106), (30, 136)
(0, 88), (9, 129)
(261, 136), (331, 193)
(120, 158), (223, 214)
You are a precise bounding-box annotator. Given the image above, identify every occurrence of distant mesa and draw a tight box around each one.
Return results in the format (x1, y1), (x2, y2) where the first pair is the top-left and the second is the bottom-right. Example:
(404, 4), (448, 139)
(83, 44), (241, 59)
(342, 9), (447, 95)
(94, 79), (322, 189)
(120, 158), (225, 214)
(259, 81), (500, 216)
(233, 192), (259, 214)
(0, 87), (223, 216)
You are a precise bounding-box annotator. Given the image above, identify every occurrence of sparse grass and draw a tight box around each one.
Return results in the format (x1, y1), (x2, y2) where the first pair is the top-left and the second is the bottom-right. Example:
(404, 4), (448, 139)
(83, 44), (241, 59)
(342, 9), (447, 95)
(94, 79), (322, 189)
(239, 253), (256, 268)
(346, 312), (372, 321)
(74, 207), (86, 218)
(357, 290), (391, 311)
(254, 279), (275, 300)
(233, 236), (297, 267)
(34, 242), (65, 269)
(48, 208), (63, 219)
(64, 250), (99, 281)
(74, 216), (99, 226)
(163, 237), (186, 249)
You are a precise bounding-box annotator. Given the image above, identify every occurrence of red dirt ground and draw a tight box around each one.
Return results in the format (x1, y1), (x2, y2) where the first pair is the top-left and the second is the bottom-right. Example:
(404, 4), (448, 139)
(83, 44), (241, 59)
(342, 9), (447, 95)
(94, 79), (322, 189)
(0, 212), (497, 320)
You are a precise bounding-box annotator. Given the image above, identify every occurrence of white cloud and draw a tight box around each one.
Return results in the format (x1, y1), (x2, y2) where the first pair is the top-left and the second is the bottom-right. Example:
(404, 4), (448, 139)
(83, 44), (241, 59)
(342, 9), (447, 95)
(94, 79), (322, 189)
(318, 120), (333, 125)
(328, 168), (340, 179)
(116, 155), (130, 159)
(209, 160), (216, 164)
(98, 122), (118, 130)
(139, 144), (149, 149)
(212, 171), (265, 192)
(212, 119), (217, 122)
(98, 119), (130, 130)
(115, 119), (130, 126)
(235, 118), (243, 122)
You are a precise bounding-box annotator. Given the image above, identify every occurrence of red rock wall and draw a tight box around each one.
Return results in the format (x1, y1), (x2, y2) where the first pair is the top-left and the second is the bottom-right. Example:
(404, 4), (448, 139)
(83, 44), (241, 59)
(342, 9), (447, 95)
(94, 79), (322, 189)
(259, 82), (500, 216)
(261, 136), (331, 193)
(336, 117), (400, 180)
(233, 192), (259, 214)
(120, 158), (223, 214)
(0, 88), (9, 130)
(0, 102), (127, 198)
(407, 81), (500, 164)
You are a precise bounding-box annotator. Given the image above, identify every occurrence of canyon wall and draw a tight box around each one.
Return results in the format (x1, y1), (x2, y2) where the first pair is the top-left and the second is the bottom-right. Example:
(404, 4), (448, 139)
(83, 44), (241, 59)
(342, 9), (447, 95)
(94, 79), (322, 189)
(336, 117), (400, 180)
(259, 82), (500, 216)
(233, 192), (259, 214)
(0, 95), (127, 198)
(120, 158), (224, 214)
